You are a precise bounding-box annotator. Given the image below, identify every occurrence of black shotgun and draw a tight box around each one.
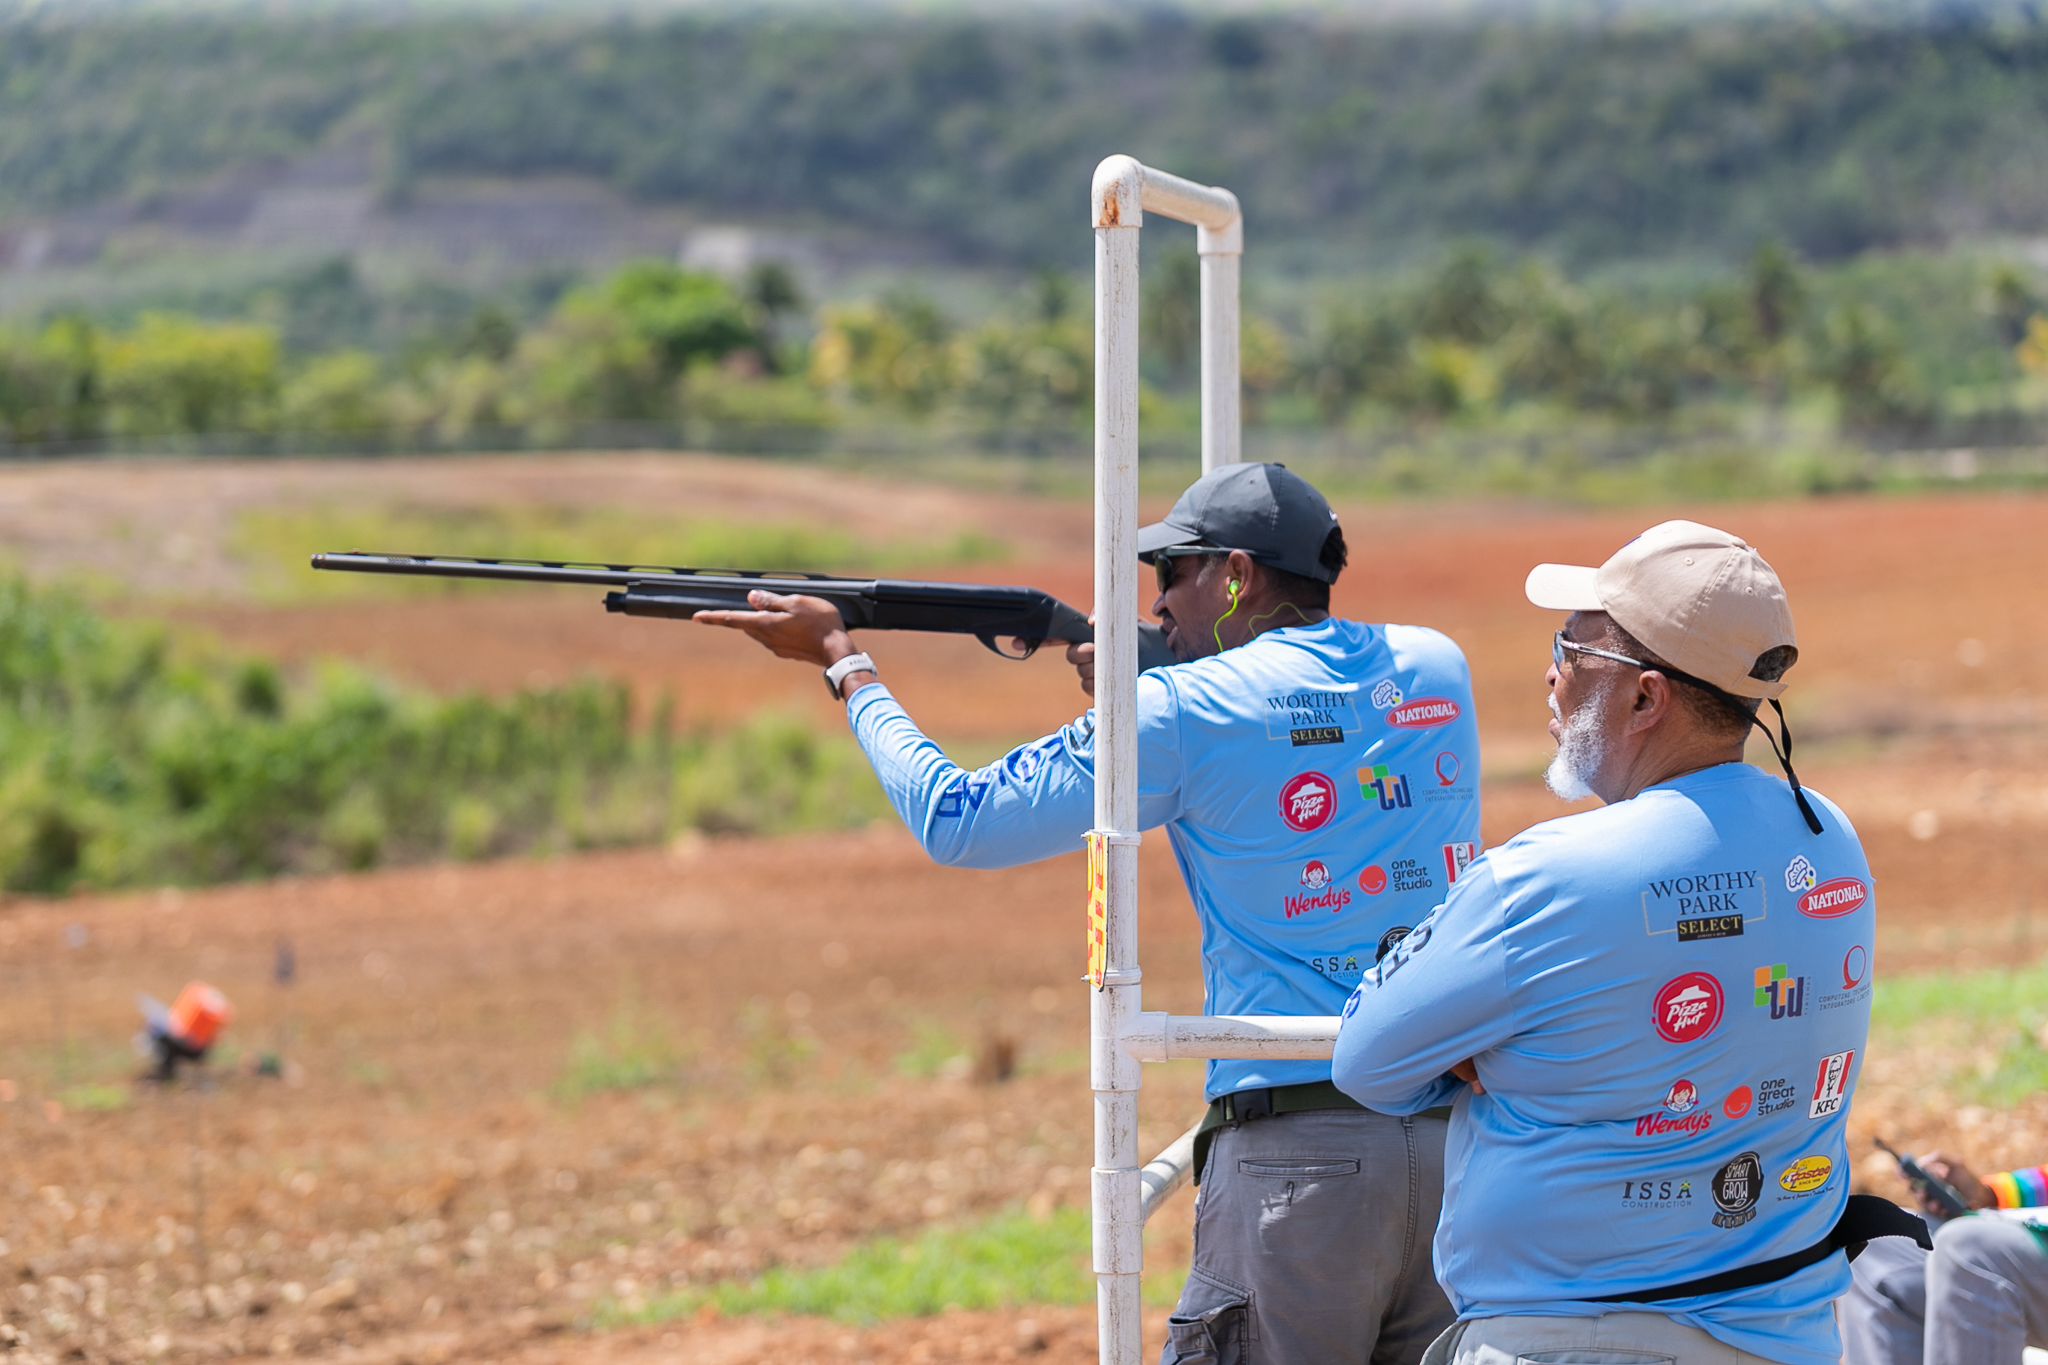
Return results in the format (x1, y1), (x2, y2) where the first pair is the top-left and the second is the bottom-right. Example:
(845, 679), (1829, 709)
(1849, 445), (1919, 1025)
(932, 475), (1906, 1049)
(310, 552), (1173, 665)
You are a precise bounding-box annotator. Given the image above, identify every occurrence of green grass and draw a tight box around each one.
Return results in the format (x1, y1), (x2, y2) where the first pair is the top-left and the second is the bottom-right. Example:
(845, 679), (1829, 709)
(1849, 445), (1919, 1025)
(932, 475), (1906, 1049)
(554, 1003), (684, 1101)
(599, 1206), (1187, 1327)
(233, 503), (1007, 603)
(1872, 963), (2048, 1107)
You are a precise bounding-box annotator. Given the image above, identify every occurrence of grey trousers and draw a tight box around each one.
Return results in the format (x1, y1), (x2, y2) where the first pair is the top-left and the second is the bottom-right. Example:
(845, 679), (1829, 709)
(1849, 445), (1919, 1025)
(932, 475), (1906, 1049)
(1160, 1107), (1452, 1365)
(1422, 1312), (1788, 1364)
(1842, 1213), (2048, 1365)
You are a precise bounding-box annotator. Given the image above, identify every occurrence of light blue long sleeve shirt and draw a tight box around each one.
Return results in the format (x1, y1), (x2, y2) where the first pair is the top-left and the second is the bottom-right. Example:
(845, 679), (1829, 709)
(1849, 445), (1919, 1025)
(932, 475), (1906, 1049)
(1333, 762), (1875, 1365)
(846, 618), (1483, 1099)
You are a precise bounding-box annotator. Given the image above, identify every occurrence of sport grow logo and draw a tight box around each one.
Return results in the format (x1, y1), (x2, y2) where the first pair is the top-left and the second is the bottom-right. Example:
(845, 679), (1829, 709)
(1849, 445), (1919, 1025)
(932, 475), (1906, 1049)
(1357, 764), (1413, 811)
(1753, 964), (1807, 1019)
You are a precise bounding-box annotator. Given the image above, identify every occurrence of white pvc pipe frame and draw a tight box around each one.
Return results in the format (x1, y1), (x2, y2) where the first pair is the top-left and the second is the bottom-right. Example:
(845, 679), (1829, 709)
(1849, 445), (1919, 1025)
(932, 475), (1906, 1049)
(1089, 154), (1342, 1365)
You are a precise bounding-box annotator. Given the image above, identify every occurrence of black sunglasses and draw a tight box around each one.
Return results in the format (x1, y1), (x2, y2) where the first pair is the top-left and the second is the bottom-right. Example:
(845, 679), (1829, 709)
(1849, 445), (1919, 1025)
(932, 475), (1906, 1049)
(1151, 545), (1247, 595)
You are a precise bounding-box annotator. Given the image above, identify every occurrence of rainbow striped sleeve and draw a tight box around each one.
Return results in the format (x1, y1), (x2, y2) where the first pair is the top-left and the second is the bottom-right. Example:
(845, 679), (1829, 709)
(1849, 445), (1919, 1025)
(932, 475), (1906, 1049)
(1987, 1166), (2048, 1209)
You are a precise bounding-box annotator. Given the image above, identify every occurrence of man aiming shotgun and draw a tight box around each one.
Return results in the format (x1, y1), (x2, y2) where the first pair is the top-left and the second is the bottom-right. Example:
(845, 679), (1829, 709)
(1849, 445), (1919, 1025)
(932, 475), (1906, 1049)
(699, 462), (1482, 1365)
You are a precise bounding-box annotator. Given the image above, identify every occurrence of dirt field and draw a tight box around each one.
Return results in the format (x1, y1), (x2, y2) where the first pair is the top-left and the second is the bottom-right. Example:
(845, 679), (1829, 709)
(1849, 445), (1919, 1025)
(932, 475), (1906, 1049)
(2, 453), (2046, 1364)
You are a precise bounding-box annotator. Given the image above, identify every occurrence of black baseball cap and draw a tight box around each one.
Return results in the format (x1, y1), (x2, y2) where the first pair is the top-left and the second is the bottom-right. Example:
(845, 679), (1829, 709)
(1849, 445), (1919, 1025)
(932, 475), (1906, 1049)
(1135, 462), (1342, 583)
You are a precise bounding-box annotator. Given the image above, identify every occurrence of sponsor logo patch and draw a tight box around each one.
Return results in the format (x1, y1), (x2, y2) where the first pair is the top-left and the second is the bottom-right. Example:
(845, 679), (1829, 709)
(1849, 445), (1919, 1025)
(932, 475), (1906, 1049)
(1785, 855), (1818, 893)
(1300, 860), (1331, 891)
(1778, 1155), (1834, 1195)
(1369, 679), (1404, 711)
(1809, 1050), (1855, 1119)
(1755, 1076), (1798, 1117)
(1621, 1178), (1695, 1210)
(1435, 751), (1461, 786)
(1642, 869), (1766, 939)
(1753, 964), (1808, 1019)
(1285, 859), (1352, 918)
(1359, 865), (1388, 895)
(1279, 772), (1336, 832)
(1357, 764), (1413, 812)
(1711, 1152), (1763, 1228)
(1723, 1086), (1753, 1119)
(1264, 688), (1362, 747)
(1818, 944), (1873, 1012)
(1663, 1079), (1700, 1114)
(1443, 842), (1478, 884)
(1308, 952), (1363, 982)
(1387, 858), (1436, 894)
(1653, 972), (1725, 1044)
(1635, 1109), (1711, 1138)
(1799, 877), (1869, 919)
(1386, 697), (1462, 729)
(1374, 925), (1412, 962)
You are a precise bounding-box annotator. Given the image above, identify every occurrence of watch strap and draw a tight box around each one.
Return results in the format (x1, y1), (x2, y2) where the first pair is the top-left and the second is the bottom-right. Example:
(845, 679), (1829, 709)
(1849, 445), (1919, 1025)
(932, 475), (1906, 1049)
(824, 652), (876, 699)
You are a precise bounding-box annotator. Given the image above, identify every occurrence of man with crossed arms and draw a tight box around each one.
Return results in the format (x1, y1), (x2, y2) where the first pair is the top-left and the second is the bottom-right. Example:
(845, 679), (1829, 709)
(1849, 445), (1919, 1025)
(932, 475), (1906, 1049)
(701, 462), (1481, 1364)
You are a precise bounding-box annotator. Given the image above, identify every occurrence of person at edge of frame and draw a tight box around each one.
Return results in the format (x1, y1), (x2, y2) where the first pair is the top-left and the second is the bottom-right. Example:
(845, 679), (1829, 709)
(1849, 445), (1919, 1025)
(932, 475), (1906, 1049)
(1331, 520), (1930, 1365)
(696, 461), (1482, 1365)
(1843, 1150), (2048, 1365)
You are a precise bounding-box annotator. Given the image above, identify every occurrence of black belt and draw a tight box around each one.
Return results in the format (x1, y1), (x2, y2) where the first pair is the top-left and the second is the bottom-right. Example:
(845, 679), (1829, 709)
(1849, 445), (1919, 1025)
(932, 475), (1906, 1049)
(1190, 1081), (1452, 1185)
(1589, 1195), (1931, 1304)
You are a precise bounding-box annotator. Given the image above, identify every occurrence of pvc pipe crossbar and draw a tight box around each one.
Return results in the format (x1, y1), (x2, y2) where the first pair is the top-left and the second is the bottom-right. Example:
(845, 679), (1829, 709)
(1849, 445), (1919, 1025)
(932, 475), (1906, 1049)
(1121, 1013), (1344, 1063)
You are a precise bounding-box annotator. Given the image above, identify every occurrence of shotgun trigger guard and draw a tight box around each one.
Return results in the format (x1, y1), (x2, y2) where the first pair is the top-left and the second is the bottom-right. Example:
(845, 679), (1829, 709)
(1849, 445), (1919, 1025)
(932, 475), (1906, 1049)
(977, 633), (1041, 660)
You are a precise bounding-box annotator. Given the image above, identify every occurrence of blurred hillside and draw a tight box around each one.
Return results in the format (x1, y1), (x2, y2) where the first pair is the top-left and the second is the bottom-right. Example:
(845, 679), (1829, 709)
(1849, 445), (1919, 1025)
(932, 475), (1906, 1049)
(3, 5), (2048, 274)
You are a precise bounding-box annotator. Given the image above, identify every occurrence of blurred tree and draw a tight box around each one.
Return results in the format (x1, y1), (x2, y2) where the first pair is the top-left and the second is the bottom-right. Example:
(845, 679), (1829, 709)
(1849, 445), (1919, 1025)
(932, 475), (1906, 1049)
(1142, 246), (1201, 386)
(101, 314), (279, 436)
(281, 351), (390, 433)
(1414, 244), (1508, 346)
(0, 317), (100, 444)
(1985, 263), (2039, 349)
(1815, 303), (1927, 428)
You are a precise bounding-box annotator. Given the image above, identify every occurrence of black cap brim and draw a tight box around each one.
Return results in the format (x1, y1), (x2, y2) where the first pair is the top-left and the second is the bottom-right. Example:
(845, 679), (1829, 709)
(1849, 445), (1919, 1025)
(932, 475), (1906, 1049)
(1135, 519), (1204, 562)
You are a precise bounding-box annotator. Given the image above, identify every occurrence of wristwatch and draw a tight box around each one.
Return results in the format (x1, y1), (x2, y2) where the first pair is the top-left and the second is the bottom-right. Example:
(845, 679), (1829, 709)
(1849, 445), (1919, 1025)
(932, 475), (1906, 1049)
(823, 652), (877, 699)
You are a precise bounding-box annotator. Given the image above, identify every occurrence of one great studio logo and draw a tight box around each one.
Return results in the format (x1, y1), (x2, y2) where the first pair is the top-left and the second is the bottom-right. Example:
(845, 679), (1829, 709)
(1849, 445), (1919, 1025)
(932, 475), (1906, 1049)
(1641, 867), (1765, 942)
(1264, 687), (1361, 748)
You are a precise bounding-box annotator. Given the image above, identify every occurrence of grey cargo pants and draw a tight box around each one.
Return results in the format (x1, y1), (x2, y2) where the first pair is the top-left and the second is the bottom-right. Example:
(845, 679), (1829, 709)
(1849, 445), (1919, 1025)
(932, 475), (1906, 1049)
(1161, 1107), (1453, 1365)
(1842, 1211), (2048, 1365)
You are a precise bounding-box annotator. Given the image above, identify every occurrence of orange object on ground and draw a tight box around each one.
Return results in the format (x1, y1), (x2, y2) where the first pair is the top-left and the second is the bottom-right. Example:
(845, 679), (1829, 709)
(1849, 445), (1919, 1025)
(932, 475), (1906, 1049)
(167, 981), (233, 1050)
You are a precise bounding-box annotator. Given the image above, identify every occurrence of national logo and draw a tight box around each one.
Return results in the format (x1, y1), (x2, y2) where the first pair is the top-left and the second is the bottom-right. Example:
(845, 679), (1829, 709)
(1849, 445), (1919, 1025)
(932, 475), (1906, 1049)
(1357, 763), (1413, 812)
(1653, 972), (1724, 1044)
(1299, 860), (1331, 891)
(1358, 865), (1388, 895)
(1279, 772), (1336, 832)
(1723, 1085), (1753, 1119)
(1778, 1155), (1833, 1194)
(1809, 1050), (1855, 1119)
(1443, 842), (1478, 884)
(1799, 877), (1868, 919)
(1386, 697), (1462, 729)
(1753, 963), (1807, 1019)
(1711, 1152), (1763, 1229)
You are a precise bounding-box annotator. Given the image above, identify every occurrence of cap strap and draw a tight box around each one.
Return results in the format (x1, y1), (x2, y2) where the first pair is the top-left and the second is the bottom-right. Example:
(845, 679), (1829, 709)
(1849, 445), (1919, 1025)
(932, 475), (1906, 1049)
(1750, 700), (1824, 836)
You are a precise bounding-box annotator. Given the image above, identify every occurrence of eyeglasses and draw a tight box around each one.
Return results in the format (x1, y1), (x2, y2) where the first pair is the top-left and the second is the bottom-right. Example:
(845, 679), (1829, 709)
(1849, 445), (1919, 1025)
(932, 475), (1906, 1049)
(1552, 630), (1655, 673)
(1151, 545), (1246, 595)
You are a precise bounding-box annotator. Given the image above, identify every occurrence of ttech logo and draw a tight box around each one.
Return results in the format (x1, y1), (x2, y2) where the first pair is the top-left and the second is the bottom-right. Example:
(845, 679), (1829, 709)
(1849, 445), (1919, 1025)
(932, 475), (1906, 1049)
(1752, 964), (1807, 1019)
(1357, 763), (1413, 811)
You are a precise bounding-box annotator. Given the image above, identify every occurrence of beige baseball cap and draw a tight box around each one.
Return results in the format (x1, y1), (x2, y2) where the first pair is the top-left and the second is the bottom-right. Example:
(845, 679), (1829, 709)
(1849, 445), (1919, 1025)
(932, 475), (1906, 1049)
(1524, 520), (1799, 700)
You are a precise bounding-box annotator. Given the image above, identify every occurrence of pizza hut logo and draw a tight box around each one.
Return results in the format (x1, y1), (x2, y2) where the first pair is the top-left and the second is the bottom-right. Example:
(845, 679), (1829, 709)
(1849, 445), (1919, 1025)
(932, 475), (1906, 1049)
(1299, 860), (1331, 890)
(1386, 697), (1462, 729)
(1798, 877), (1868, 919)
(1653, 972), (1724, 1044)
(1279, 772), (1336, 832)
(1663, 1078), (1699, 1114)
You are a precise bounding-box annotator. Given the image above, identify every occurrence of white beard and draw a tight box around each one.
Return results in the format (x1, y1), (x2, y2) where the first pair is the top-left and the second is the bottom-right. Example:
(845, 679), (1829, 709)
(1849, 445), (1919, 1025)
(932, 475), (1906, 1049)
(1544, 679), (1613, 801)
